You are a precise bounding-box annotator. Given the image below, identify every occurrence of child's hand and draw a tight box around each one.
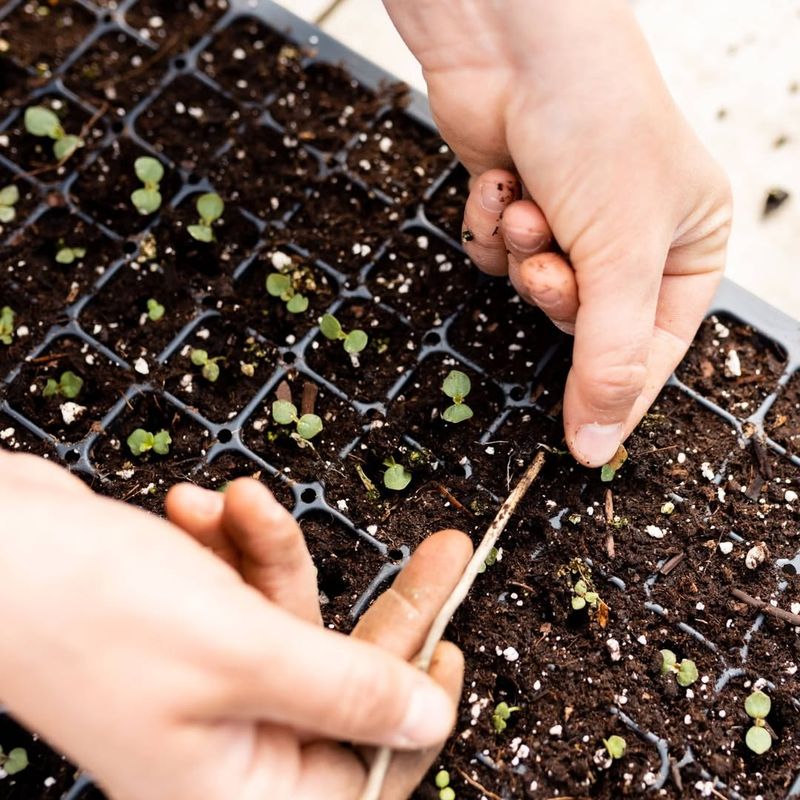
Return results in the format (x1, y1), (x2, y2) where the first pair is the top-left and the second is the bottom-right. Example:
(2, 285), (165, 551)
(385, 0), (732, 466)
(0, 454), (471, 800)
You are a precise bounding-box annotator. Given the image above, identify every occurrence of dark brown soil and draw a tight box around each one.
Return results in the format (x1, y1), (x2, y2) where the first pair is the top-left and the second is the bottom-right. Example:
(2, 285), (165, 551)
(125, 0), (229, 51)
(424, 164), (470, 241)
(766, 370), (800, 454)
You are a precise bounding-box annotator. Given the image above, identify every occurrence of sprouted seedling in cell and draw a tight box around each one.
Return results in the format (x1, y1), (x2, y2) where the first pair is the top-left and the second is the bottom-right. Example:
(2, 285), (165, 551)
(745, 690), (773, 754)
(492, 701), (520, 733)
(319, 313), (368, 354)
(383, 457), (412, 491)
(477, 546), (500, 574)
(187, 193), (224, 242)
(600, 444), (628, 482)
(0, 185), (19, 223)
(0, 306), (15, 345)
(131, 156), (164, 215)
(127, 428), (171, 457)
(267, 272), (309, 314)
(42, 370), (83, 400)
(56, 244), (87, 264)
(659, 649), (699, 687)
(434, 769), (455, 800)
(0, 745), (29, 775)
(571, 578), (600, 611)
(558, 558), (609, 626)
(272, 400), (323, 441)
(24, 105), (85, 161)
(441, 370), (473, 423)
(190, 349), (224, 383)
(147, 299), (165, 322)
(603, 735), (627, 760)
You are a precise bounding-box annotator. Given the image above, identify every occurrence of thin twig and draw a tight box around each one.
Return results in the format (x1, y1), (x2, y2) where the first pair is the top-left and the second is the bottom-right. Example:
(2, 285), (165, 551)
(435, 483), (471, 515)
(454, 766), (503, 800)
(731, 588), (800, 626)
(359, 451), (547, 800)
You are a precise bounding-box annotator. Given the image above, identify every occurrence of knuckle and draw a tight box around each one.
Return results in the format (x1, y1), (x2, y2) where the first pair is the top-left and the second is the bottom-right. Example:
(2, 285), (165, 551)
(577, 358), (648, 412)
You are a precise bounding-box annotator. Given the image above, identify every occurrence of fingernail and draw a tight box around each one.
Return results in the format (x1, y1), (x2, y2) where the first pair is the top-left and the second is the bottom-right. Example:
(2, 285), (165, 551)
(395, 681), (454, 748)
(184, 484), (225, 516)
(574, 422), (624, 467)
(480, 181), (511, 214)
(506, 227), (548, 256)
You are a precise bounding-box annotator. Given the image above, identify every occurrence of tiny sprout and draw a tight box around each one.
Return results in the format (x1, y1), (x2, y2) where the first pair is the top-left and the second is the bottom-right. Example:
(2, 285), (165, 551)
(56, 245), (87, 265)
(745, 690), (773, 755)
(659, 649), (699, 687)
(442, 370), (473, 423)
(131, 156), (164, 215)
(383, 457), (412, 491)
(434, 769), (455, 800)
(42, 370), (83, 400)
(660, 500), (675, 515)
(267, 272), (309, 314)
(0, 184), (20, 223)
(272, 399), (323, 441)
(0, 746), (29, 775)
(571, 578), (600, 611)
(24, 105), (85, 161)
(127, 428), (171, 457)
(492, 701), (520, 733)
(190, 348), (224, 383)
(600, 444), (628, 482)
(187, 192), (224, 242)
(603, 735), (627, 760)
(319, 313), (368, 354)
(147, 298), (165, 322)
(0, 306), (15, 345)
(477, 546), (500, 574)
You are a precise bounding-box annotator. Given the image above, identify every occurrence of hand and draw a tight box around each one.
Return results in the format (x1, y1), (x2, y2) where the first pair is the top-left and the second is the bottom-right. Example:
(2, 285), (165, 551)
(0, 453), (472, 800)
(384, 0), (732, 466)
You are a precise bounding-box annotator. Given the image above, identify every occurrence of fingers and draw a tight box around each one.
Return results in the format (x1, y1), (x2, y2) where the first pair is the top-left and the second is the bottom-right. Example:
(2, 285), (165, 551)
(0, 451), (91, 495)
(353, 529), (472, 659)
(461, 168), (520, 275)
(501, 198), (552, 265)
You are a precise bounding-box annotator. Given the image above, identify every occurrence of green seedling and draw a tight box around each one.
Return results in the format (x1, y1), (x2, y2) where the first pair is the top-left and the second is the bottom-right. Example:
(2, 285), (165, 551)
(492, 701), (520, 733)
(0, 306), (15, 345)
(272, 400), (323, 441)
(319, 313), (368, 354)
(659, 649), (699, 687)
(131, 156), (164, 215)
(190, 349), (224, 383)
(24, 105), (84, 161)
(441, 370), (473, 423)
(383, 457), (412, 491)
(56, 245), (87, 264)
(0, 184), (19, 223)
(603, 735), (627, 760)
(42, 370), (83, 400)
(745, 690), (773, 754)
(434, 769), (455, 800)
(127, 428), (171, 457)
(477, 546), (500, 574)
(147, 299), (165, 322)
(571, 578), (600, 611)
(187, 193), (224, 242)
(0, 745), (29, 775)
(601, 444), (628, 482)
(267, 272), (309, 314)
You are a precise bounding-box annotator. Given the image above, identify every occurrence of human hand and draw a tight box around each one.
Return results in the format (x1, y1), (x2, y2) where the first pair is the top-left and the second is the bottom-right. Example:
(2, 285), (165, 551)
(384, 0), (732, 466)
(0, 453), (472, 800)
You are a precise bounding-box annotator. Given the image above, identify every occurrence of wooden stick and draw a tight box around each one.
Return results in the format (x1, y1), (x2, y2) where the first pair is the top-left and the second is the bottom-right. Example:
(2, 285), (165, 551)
(731, 588), (800, 626)
(359, 451), (546, 800)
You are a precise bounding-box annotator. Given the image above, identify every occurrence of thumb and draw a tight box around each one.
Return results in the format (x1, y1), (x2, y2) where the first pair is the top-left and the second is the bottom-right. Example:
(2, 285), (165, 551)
(564, 233), (667, 467)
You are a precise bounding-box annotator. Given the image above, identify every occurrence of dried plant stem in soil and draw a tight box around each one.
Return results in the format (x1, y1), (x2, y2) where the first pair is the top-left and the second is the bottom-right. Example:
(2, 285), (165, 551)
(732, 587), (800, 626)
(359, 451), (547, 800)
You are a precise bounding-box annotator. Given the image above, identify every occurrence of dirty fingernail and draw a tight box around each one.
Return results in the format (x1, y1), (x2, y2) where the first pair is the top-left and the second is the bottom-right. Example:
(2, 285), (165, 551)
(506, 227), (548, 256)
(574, 422), (624, 467)
(480, 181), (512, 214)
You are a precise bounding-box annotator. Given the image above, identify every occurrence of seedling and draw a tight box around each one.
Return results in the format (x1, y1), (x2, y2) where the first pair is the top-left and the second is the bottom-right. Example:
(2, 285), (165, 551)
(660, 649), (699, 687)
(131, 156), (164, 215)
(492, 701), (520, 733)
(0, 306), (15, 345)
(190, 349), (224, 383)
(0, 745), (29, 775)
(434, 769), (455, 800)
(319, 313), (368, 354)
(127, 428), (171, 457)
(571, 578), (600, 611)
(355, 464), (381, 502)
(55, 244), (87, 264)
(383, 457), (412, 491)
(147, 299), (165, 322)
(477, 546), (500, 574)
(558, 558), (609, 626)
(267, 272), (309, 314)
(0, 184), (19, 223)
(745, 690), (773, 754)
(24, 105), (84, 161)
(442, 370), (473, 423)
(601, 444), (628, 482)
(42, 370), (83, 400)
(187, 192), (224, 242)
(272, 400), (323, 441)
(603, 735), (627, 760)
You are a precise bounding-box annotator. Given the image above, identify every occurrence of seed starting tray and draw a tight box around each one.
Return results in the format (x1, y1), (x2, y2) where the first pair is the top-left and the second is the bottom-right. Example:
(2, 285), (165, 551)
(0, 1), (798, 798)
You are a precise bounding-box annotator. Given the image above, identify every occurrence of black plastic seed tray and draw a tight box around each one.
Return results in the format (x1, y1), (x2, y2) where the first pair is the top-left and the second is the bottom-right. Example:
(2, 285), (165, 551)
(0, 0), (798, 798)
